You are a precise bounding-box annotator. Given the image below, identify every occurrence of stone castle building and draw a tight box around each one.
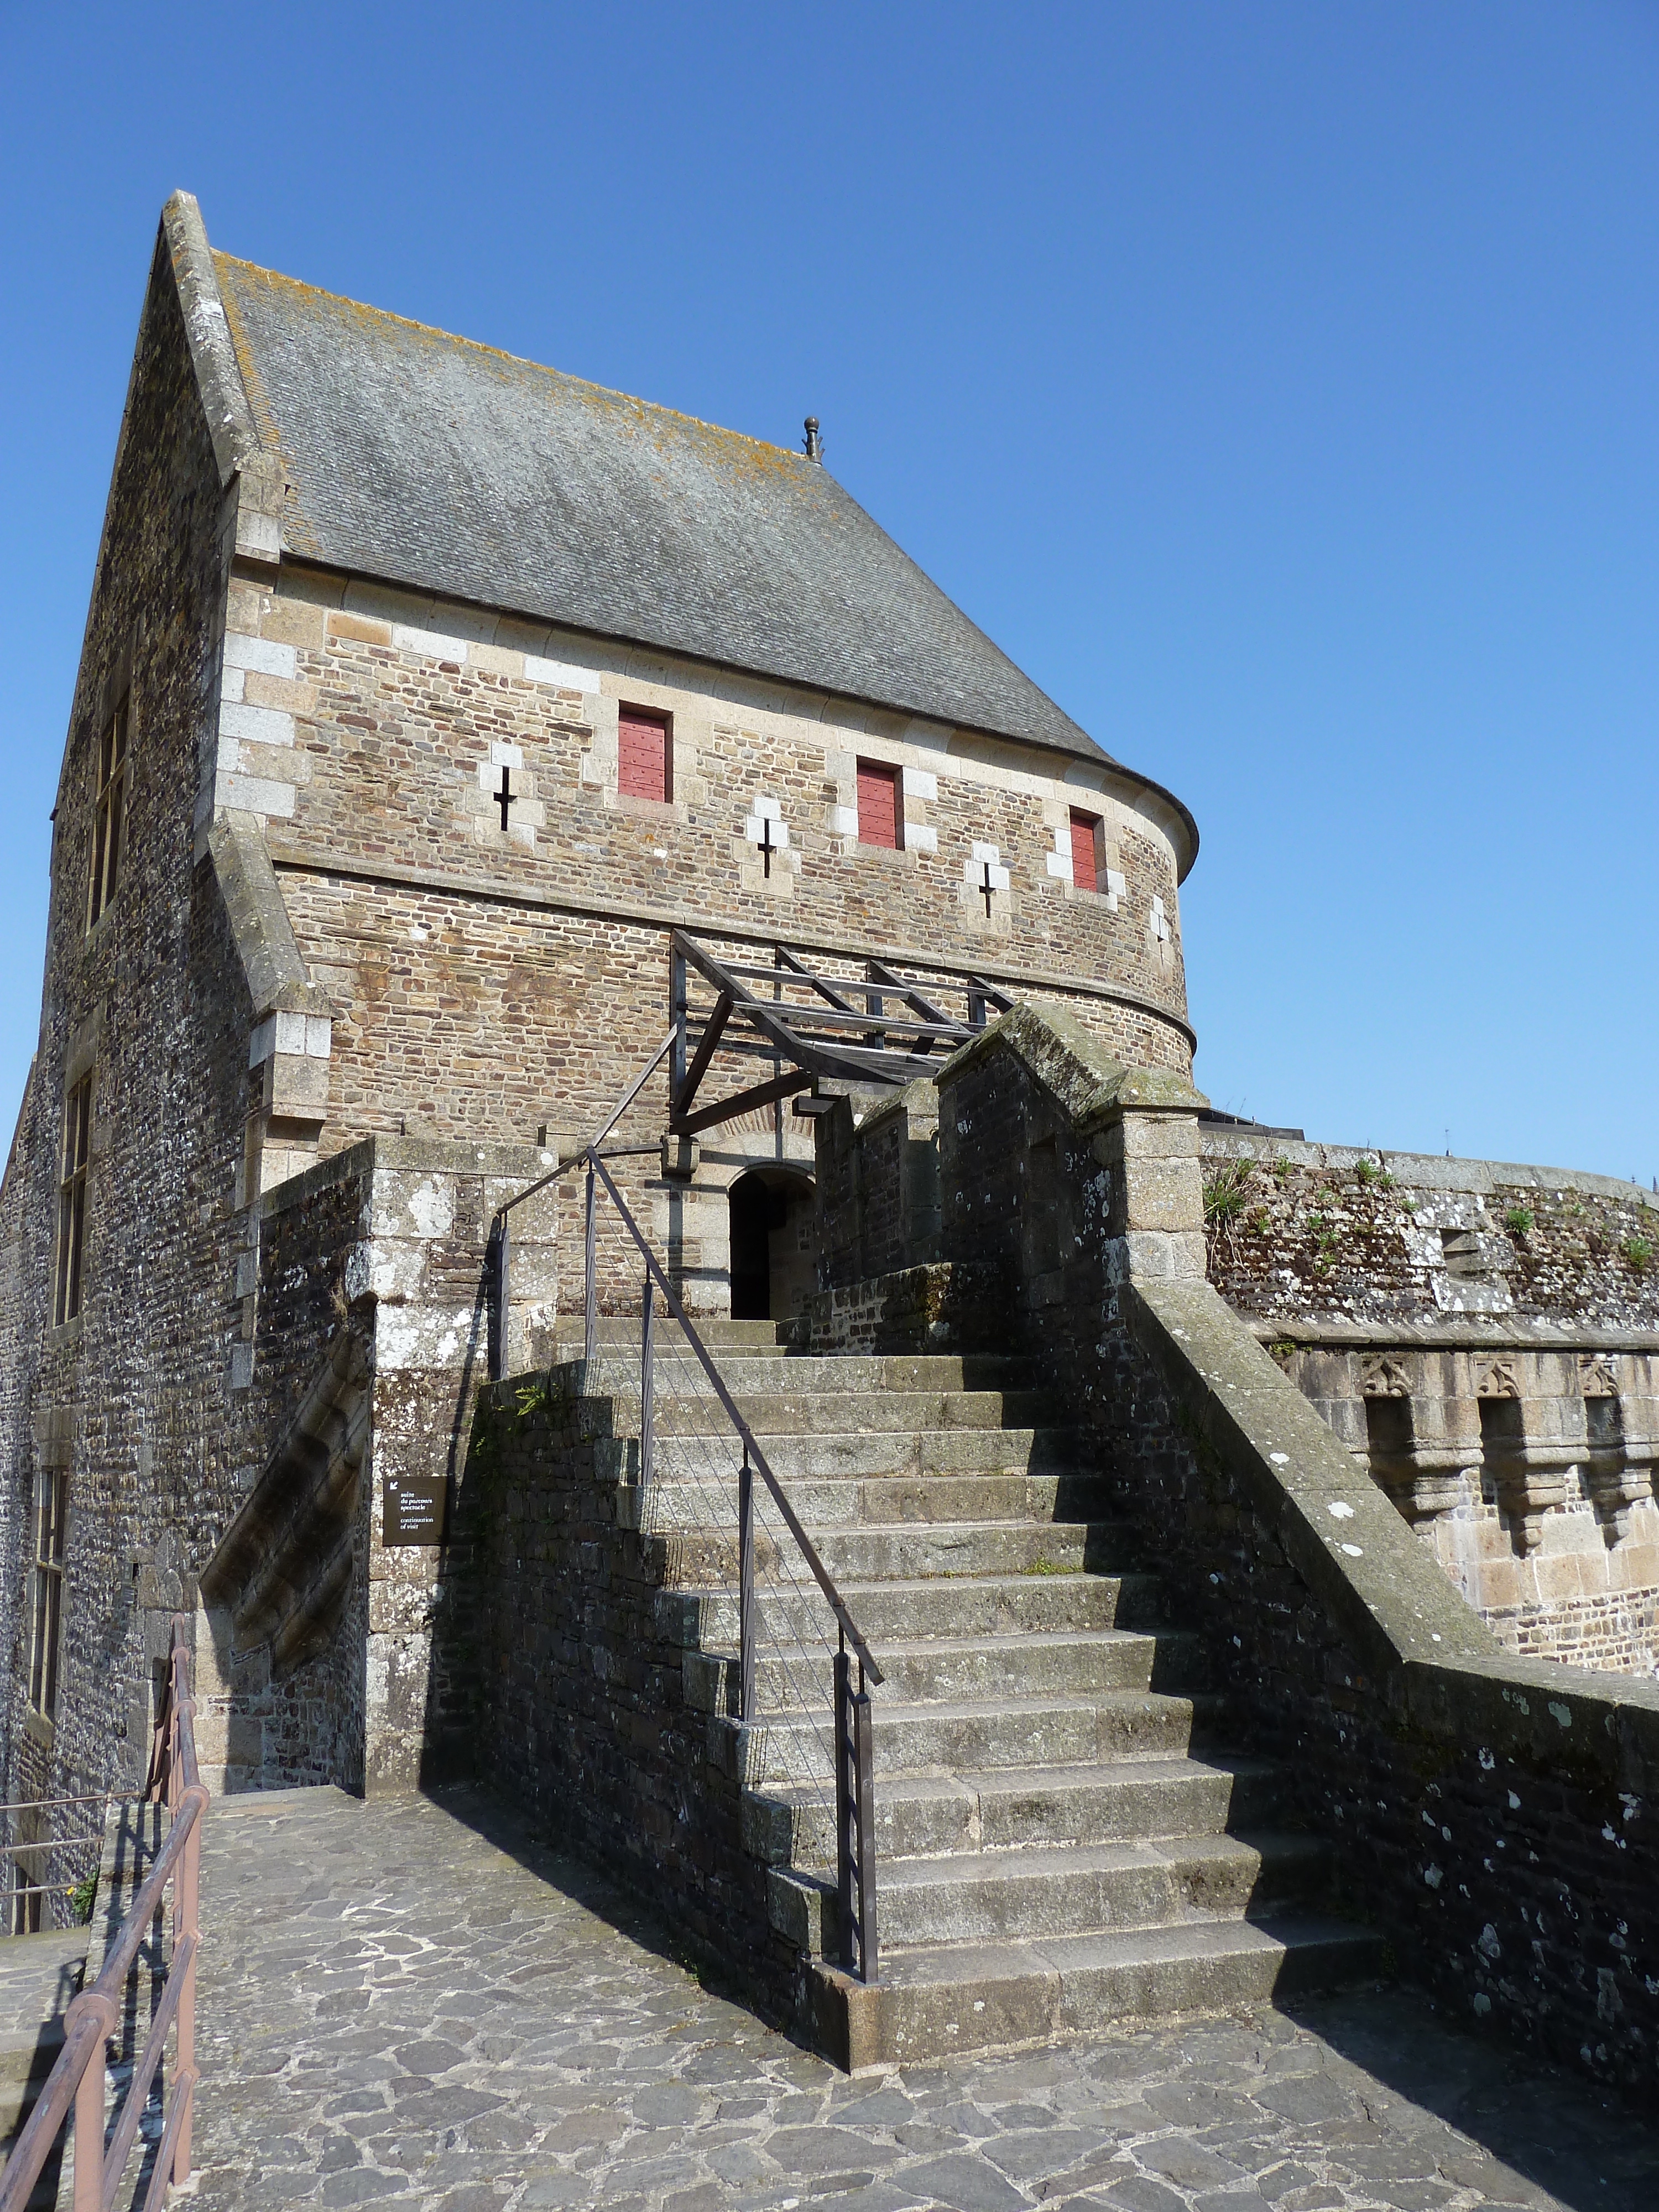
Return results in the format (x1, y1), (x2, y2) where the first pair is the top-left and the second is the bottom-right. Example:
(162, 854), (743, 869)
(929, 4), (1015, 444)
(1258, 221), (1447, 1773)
(1, 192), (1655, 2076)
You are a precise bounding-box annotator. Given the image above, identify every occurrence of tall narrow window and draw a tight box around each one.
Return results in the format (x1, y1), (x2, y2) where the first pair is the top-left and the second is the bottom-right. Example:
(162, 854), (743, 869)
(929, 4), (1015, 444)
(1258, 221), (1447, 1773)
(1068, 810), (1100, 894)
(55, 1076), (90, 1327)
(618, 708), (670, 802)
(88, 695), (129, 926)
(28, 1470), (67, 1721)
(856, 760), (901, 849)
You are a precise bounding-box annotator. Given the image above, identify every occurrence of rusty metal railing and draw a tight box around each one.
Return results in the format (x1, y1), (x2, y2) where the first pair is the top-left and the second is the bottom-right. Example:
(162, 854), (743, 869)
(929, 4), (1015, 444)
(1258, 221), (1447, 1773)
(0, 1616), (206, 2212)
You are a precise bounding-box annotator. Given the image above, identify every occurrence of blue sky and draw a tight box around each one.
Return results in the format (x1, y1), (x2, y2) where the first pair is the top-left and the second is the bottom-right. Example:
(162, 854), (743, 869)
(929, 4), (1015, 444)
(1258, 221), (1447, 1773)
(1, 2), (1653, 1181)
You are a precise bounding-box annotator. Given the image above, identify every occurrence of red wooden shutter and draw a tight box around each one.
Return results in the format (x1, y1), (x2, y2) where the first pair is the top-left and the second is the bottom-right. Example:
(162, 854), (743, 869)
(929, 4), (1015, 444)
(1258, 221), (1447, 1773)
(1068, 811), (1099, 894)
(618, 709), (670, 802)
(857, 761), (900, 849)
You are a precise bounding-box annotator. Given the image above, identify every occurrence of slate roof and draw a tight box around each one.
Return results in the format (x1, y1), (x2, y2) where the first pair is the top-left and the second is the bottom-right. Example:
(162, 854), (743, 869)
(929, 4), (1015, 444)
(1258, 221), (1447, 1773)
(213, 253), (1113, 767)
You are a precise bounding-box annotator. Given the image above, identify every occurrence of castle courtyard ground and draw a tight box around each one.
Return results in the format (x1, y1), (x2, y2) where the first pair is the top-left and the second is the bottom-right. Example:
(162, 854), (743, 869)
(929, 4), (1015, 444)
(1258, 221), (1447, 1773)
(172, 1787), (1654, 2212)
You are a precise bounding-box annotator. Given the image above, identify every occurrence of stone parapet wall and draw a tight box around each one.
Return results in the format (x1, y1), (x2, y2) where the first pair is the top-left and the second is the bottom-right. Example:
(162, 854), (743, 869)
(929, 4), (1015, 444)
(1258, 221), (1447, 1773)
(827, 1008), (1659, 2091)
(1198, 1134), (1659, 1672)
(1200, 1133), (1659, 1331)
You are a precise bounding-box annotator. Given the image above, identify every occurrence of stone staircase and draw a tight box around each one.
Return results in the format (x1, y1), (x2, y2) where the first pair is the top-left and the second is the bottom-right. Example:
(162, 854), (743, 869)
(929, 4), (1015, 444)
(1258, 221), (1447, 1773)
(571, 1318), (1381, 2066)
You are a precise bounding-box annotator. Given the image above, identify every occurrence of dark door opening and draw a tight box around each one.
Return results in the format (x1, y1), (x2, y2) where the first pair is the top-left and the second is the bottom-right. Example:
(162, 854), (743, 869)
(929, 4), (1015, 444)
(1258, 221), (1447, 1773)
(729, 1175), (772, 1319)
(728, 1169), (817, 1321)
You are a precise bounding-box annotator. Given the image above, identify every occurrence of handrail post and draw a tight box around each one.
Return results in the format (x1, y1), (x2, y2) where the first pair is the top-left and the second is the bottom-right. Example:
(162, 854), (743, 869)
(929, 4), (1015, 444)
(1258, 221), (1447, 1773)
(738, 1448), (755, 1723)
(834, 1640), (854, 1975)
(670, 940), (688, 1101)
(174, 1822), (200, 2187)
(487, 1211), (509, 1383)
(70, 2038), (103, 2212)
(854, 1657), (878, 1984)
(834, 1640), (879, 1984)
(640, 1273), (655, 1498)
(583, 1163), (597, 1375)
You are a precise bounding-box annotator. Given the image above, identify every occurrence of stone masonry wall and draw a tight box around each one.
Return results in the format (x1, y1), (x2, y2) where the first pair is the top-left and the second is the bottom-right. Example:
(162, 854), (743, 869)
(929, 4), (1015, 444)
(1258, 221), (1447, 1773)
(213, 565), (1194, 1103)
(1201, 1135), (1659, 1672)
(0, 228), (273, 1824)
(810, 1014), (1659, 2092)
(439, 1374), (798, 2020)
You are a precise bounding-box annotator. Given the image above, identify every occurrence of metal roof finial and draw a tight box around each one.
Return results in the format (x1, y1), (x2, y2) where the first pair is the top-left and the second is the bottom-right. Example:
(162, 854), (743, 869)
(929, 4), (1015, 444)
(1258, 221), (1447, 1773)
(803, 417), (823, 463)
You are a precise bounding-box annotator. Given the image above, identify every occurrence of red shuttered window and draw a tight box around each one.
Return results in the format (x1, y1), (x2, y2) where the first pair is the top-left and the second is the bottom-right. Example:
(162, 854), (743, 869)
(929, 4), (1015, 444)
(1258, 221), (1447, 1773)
(618, 708), (671, 802)
(1069, 810), (1100, 894)
(857, 761), (901, 849)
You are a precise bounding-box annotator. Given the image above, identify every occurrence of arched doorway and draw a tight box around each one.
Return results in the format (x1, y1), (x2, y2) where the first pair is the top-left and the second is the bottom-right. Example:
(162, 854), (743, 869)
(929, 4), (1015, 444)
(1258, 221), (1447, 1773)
(728, 1168), (817, 1321)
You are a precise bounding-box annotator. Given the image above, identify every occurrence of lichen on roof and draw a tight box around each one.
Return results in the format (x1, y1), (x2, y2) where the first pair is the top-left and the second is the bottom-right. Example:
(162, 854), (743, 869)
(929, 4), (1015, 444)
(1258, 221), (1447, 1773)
(209, 245), (1113, 767)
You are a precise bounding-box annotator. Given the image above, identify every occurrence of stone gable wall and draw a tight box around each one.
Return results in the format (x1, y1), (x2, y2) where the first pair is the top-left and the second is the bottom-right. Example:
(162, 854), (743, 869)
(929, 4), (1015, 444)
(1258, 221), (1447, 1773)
(0, 238), (270, 1819)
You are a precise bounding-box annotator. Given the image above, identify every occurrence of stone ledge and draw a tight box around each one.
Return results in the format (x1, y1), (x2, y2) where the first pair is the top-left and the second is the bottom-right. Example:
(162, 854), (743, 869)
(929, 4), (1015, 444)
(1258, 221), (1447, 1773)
(935, 1001), (1206, 1125)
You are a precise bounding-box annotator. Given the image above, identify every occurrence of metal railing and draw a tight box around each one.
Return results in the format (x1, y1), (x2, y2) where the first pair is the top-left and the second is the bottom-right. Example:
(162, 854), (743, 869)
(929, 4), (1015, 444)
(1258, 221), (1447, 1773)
(576, 1148), (882, 1983)
(485, 1034), (883, 1979)
(0, 1617), (206, 2212)
(0, 1795), (107, 1933)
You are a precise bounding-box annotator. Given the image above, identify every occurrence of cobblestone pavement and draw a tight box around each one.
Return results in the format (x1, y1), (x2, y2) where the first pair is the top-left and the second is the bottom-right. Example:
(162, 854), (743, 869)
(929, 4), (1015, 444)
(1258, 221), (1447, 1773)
(184, 1787), (1656, 2212)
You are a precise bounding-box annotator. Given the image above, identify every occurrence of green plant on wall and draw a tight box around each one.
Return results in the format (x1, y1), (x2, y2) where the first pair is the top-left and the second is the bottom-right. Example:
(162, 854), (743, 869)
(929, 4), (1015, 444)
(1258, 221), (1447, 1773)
(514, 1376), (550, 1421)
(1504, 1205), (1535, 1240)
(1623, 1234), (1653, 1274)
(1203, 1160), (1254, 1227)
(1354, 1158), (1379, 1187)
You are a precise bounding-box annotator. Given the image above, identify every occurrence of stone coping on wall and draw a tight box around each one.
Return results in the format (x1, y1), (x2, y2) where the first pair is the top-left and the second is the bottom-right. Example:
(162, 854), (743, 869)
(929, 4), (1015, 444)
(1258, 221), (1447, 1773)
(1243, 1315), (1659, 1353)
(257, 1131), (568, 1222)
(1126, 1275), (1659, 1797)
(933, 998), (1208, 1123)
(1202, 1127), (1655, 1209)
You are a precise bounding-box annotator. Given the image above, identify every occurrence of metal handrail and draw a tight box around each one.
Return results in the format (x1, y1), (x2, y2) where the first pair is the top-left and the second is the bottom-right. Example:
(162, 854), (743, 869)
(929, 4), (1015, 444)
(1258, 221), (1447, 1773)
(0, 1617), (206, 2212)
(486, 1031), (678, 1380)
(581, 1148), (881, 1981)
(587, 1150), (883, 1687)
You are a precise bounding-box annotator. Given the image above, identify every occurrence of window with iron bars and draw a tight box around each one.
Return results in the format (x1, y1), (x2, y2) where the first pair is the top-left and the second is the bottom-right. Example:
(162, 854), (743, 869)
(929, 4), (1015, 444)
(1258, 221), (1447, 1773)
(55, 1074), (91, 1326)
(28, 1469), (67, 1722)
(88, 693), (129, 927)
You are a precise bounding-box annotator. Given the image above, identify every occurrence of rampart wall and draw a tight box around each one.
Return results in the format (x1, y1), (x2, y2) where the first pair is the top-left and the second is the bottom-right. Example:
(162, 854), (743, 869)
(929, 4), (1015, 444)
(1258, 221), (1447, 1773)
(806, 1010), (1659, 2091)
(1201, 1133), (1659, 1673)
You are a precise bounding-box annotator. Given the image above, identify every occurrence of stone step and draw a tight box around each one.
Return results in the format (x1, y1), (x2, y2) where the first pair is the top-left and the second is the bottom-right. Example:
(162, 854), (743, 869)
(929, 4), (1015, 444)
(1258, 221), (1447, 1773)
(721, 1688), (1220, 1787)
(648, 1389), (1059, 1436)
(742, 1755), (1284, 1866)
(794, 1519), (1130, 1584)
(809, 1913), (1386, 2069)
(556, 1318), (792, 1355)
(648, 1425), (1084, 1481)
(640, 1467), (1115, 1533)
(659, 1569), (1170, 1651)
(771, 1829), (1329, 1952)
(686, 1629), (1203, 1718)
(590, 1352), (1044, 1396)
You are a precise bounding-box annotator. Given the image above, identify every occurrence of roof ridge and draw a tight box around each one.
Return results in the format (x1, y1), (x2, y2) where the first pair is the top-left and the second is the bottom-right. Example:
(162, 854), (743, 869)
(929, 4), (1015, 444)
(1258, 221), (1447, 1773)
(210, 251), (806, 463)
